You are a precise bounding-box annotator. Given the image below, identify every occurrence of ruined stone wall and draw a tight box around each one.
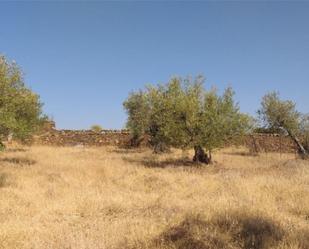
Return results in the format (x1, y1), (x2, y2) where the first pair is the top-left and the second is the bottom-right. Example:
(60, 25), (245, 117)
(33, 129), (299, 153)
(33, 130), (131, 147)
(243, 134), (298, 153)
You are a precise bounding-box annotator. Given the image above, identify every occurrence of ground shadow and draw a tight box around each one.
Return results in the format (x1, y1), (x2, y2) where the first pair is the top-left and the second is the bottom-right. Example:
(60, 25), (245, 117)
(222, 151), (258, 157)
(0, 173), (8, 187)
(0, 157), (36, 166)
(111, 147), (148, 154)
(151, 212), (288, 249)
(123, 156), (201, 168)
(6, 148), (28, 153)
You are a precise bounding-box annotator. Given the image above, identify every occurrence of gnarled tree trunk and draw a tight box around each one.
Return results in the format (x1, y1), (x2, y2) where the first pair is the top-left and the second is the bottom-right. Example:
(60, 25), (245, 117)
(193, 146), (211, 164)
(286, 130), (308, 159)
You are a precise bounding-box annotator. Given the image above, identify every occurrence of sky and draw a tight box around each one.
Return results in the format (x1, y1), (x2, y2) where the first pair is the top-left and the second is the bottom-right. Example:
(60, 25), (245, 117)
(0, 1), (308, 129)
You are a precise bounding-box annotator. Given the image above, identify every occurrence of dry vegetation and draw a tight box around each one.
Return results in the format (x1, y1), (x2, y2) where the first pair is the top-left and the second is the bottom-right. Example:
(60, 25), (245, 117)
(0, 145), (309, 249)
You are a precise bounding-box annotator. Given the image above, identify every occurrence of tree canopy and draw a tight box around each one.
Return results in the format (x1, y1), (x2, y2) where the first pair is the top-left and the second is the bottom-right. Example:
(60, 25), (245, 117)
(258, 92), (308, 157)
(124, 76), (250, 164)
(0, 55), (45, 149)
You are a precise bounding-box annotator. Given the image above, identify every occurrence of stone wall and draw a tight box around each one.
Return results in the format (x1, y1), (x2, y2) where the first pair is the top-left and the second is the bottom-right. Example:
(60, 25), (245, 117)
(33, 130), (131, 147)
(243, 134), (298, 153)
(33, 128), (299, 153)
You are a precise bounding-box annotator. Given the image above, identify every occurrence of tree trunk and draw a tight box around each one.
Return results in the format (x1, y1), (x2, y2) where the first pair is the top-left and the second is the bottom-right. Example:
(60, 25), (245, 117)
(130, 135), (143, 147)
(286, 130), (308, 159)
(153, 142), (170, 154)
(193, 146), (211, 164)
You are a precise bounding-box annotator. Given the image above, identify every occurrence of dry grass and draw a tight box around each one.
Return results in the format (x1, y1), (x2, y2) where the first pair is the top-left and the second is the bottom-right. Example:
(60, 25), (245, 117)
(0, 145), (308, 249)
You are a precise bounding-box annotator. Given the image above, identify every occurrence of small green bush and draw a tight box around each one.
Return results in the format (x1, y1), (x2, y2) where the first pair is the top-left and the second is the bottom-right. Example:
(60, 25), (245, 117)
(90, 125), (103, 132)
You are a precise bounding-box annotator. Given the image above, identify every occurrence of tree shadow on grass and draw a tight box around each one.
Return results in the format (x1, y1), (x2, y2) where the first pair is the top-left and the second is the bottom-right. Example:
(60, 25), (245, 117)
(6, 148), (28, 153)
(144, 211), (309, 249)
(0, 173), (9, 187)
(111, 147), (148, 154)
(0, 157), (36, 166)
(122, 156), (201, 168)
(222, 151), (258, 157)
(126, 211), (309, 249)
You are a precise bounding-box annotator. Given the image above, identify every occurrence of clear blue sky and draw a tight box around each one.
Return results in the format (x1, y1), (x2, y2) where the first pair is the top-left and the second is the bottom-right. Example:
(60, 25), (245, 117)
(1, 2), (308, 129)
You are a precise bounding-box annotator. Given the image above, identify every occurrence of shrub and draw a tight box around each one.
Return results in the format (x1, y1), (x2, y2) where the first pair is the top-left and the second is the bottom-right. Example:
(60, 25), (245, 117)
(90, 125), (103, 132)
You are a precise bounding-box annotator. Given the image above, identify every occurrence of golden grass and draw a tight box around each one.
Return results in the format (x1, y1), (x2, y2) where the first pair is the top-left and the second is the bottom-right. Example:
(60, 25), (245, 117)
(0, 145), (308, 249)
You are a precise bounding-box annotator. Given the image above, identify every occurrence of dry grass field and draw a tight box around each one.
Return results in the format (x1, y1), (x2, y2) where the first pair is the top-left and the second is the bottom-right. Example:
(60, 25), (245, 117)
(0, 145), (309, 249)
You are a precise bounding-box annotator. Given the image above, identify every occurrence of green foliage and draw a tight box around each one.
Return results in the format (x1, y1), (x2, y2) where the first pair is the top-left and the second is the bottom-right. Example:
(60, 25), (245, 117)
(124, 76), (250, 161)
(123, 90), (151, 146)
(253, 127), (283, 134)
(90, 124), (103, 132)
(0, 55), (45, 145)
(257, 92), (301, 135)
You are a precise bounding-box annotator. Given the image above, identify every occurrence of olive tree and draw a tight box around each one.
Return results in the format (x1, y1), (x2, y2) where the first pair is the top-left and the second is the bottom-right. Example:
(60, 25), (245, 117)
(258, 92), (308, 157)
(0, 55), (45, 149)
(124, 76), (250, 164)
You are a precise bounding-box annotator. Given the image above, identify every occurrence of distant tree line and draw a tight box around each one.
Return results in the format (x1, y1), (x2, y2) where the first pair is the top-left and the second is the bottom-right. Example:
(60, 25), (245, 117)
(1, 54), (308, 161)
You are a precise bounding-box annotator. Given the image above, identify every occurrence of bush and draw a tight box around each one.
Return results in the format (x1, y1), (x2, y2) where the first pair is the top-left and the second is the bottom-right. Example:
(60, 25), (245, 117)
(90, 125), (103, 132)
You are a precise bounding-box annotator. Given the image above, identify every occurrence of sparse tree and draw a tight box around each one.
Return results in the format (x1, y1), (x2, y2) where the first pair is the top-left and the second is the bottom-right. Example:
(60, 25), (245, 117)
(258, 92), (308, 158)
(0, 55), (45, 150)
(90, 124), (103, 132)
(124, 76), (250, 164)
